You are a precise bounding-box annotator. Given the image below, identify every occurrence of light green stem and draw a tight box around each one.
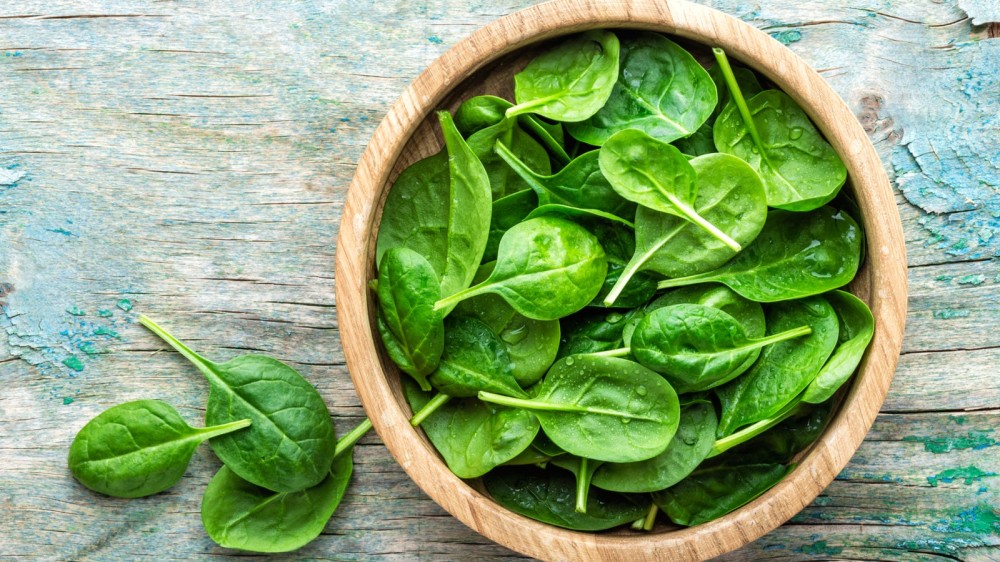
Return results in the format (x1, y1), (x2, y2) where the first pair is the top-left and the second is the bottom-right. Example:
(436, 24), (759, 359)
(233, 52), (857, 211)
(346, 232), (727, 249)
(656, 271), (719, 291)
(409, 393), (452, 427)
(433, 283), (487, 312)
(198, 418), (252, 440)
(517, 115), (571, 164)
(603, 259), (643, 307)
(712, 48), (766, 154)
(591, 348), (630, 358)
(139, 315), (217, 377)
(575, 457), (590, 514)
(495, 141), (550, 200)
(747, 325), (812, 349)
(665, 192), (741, 252)
(708, 400), (805, 457)
(642, 503), (659, 531)
(334, 418), (374, 460)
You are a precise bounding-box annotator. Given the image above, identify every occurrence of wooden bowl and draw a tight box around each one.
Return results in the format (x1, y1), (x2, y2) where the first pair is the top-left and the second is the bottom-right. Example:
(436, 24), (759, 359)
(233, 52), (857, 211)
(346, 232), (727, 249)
(335, 0), (908, 559)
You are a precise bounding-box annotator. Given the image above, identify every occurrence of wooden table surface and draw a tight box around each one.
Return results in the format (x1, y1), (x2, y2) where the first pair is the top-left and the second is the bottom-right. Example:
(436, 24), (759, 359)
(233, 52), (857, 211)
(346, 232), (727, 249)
(1, 1), (998, 560)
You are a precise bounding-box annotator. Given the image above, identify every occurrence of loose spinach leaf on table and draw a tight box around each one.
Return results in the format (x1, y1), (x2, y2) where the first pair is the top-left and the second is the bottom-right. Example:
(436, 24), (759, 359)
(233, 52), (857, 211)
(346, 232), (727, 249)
(484, 465), (646, 531)
(567, 32), (717, 145)
(507, 30), (620, 122)
(139, 316), (337, 493)
(657, 207), (862, 303)
(654, 463), (791, 526)
(200, 419), (371, 553)
(479, 355), (679, 463)
(600, 129), (743, 252)
(495, 142), (634, 219)
(434, 216), (607, 321)
(802, 290), (875, 404)
(404, 380), (539, 478)
(374, 247), (444, 391)
(68, 400), (250, 498)
(454, 263), (560, 388)
(630, 304), (812, 393)
(427, 316), (525, 398)
(592, 401), (717, 494)
(716, 296), (840, 435)
(713, 49), (846, 211)
(606, 153), (767, 306)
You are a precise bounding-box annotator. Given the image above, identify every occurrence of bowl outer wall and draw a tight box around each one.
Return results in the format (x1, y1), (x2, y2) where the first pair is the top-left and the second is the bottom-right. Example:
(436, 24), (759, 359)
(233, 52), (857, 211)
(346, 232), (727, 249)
(334, 0), (908, 560)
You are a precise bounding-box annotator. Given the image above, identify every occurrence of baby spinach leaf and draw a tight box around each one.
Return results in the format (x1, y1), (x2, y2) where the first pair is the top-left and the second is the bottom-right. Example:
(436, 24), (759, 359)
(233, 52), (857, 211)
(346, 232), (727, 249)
(656, 207), (861, 302)
(503, 445), (556, 467)
(654, 463), (790, 526)
(802, 290), (874, 404)
(713, 49), (846, 211)
(630, 304), (812, 393)
(404, 380), (539, 478)
(428, 316), (525, 398)
(567, 33), (717, 145)
(455, 95), (510, 135)
(200, 419), (370, 553)
(557, 308), (644, 359)
(716, 297), (840, 435)
(592, 401), (717, 494)
(68, 400), (250, 498)
(599, 129), (742, 251)
(139, 316), (337, 493)
(467, 117), (551, 200)
(434, 216), (607, 321)
(507, 30), (620, 122)
(550, 455), (604, 513)
(375, 247), (444, 391)
(486, 189), (537, 263)
(454, 263), (560, 388)
(484, 465), (646, 531)
(479, 355), (679, 463)
(606, 153), (767, 306)
(495, 143), (633, 219)
(674, 123), (715, 157)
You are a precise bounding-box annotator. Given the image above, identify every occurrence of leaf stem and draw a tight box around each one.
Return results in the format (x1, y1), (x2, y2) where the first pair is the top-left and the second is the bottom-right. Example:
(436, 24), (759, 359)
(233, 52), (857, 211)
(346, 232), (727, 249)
(409, 393), (452, 427)
(712, 48), (765, 152)
(495, 141), (549, 201)
(591, 348), (630, 358)
(139, 315), (216, 377)
(603, 260), (642, 307)
(433, 283), (486, 313)
(575, 457), (590, 513)
(517, 115), (571, 164)
(656, 271), (718, 291)
(198, 418), (252, 440)
(748, 325), (812, 349)
(642, 502), (659, 531)
(334, 418), (374, 460)
(708, 399), (805, 457)
(665, 192), (741, 252)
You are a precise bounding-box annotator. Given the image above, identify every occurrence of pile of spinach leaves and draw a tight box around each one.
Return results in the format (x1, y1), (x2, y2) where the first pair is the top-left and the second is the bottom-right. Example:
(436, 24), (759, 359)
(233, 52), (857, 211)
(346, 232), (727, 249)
(68, 316), (374, 552)
(375, 30), (873, 532)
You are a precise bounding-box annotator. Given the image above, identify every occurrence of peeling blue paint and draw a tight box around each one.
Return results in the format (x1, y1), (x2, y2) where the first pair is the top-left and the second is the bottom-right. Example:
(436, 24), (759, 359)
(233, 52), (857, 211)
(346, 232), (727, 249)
(770, 30), (802, 45)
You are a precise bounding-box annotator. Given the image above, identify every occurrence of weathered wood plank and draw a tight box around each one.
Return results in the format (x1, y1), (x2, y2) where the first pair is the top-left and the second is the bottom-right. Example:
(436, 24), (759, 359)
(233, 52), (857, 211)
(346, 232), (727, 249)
(2, 0), (999, 559)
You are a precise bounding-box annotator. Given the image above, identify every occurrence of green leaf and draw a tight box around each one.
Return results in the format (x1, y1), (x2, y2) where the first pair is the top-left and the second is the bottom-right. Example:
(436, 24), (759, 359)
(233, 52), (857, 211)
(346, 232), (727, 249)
(557, 308), (644, 359)
(375, 247), (444, 391)
(656, 207), (862, 302)
(479, 355), (679, 463)
(716, 297), (840, 435)
(674, 122), (715, 156)
(592, 401), (717, 493)
(607, 153), (767, 305)
(507, 30), (620, 122)
(654, 464), (790, 526)
(467, 117), (551, 200)
(428, 316), (525, 398)
(68, 400), (250, 498)
(485, 189), (538, 263)
(550, 455), (604, 513)
(139, 317), (336, 492)
(567, 33), (717, 145)
(434, 216), (607, 321)
(404, 380), (539, 478)
(802, 290), (874, 404)
(484, 465), (646, 531)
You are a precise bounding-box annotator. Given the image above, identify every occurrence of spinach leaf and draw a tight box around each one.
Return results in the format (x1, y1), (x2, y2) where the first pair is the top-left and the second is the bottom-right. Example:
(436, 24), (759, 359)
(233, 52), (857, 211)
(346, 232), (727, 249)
(428, 316), (525, 398)
(592, 262), (658, 310)
(599, 129), (743, 251)
(434, 216), (607, 321)
(557, 308), (644, 359)
(375, 111), (492, 301)
(486, 189), (538, 263)
(404, 380), (539, 478)
(802, 290), (875, 404)
(503, 445), (556, 467)
(550, 455), (604, 513)
(524, 204), (635, 229)
(479, 355), (679, 463)
(606, 153), (767, 306)
(139, 316), (337, 492)
(630, 304), (812, 393)
(200, 419), (370, 553)
(653, 464), (790, 526)
(708, 396), (805, 458)
(674, 123), (715, 157)
(484, 465), (646, 531)
(656, 207), (862, 302)
(375, 246), (444, 391)
(712, 49), (846, 211)
(716, 297), (840, 435)
(455, 94), (570, 164)
(567, 33), (717, 145)
(454, 263), (560, 388)
(68, 400), (250, 498)
(467, 117), (551, 200)
(592, 401), (717, 493)
(712, 401), (832, 465)
(495, 143), (633, 219)
(507, 30), (620, 122)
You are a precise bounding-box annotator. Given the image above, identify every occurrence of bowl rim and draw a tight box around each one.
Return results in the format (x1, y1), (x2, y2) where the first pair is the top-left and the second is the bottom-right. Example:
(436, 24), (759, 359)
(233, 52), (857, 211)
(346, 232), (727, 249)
(335, 0), (908, 559)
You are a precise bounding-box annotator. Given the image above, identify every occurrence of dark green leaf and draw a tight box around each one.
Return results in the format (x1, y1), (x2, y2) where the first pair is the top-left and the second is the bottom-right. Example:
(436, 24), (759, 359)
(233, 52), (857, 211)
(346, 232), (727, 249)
(802, 290), (874, 404)
(428, 316), (524, 398)
(654, 464), (790, 526)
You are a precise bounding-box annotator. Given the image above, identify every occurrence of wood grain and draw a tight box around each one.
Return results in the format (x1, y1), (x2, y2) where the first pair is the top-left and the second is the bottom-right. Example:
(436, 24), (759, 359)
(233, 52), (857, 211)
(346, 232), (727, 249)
(1, 0), (997, 560)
